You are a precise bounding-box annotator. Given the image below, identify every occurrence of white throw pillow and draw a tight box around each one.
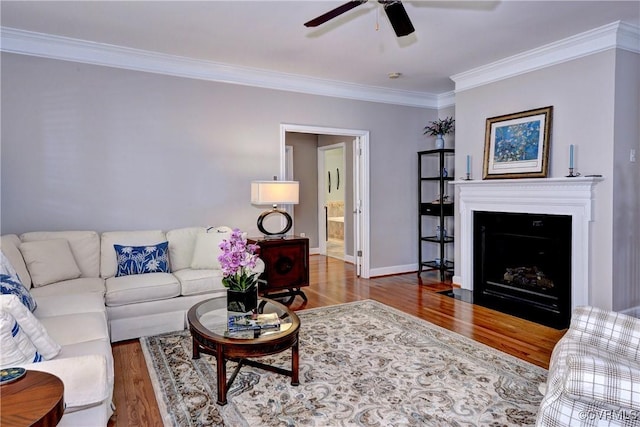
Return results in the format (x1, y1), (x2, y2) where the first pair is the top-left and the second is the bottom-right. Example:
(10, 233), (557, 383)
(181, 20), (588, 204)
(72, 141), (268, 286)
(0, 310), (42, 368)
(190, 229), (230, 270)
(166, 227), (205, 272)
(19, 239), (82, 287)
(0, 294), (61, 359)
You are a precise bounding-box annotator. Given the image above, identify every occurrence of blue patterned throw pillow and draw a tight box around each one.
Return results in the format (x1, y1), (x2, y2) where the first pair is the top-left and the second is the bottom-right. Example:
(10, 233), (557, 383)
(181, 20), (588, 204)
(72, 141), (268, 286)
(114, 242), (170, 277)
(0, 252), (37, 312)
(0, 274), (37, 312)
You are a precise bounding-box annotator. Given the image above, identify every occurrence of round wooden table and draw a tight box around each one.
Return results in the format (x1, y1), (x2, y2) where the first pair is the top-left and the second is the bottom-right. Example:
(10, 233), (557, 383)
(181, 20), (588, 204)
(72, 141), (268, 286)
(1, 370), (65, 427)
(188, 297), (300, 405)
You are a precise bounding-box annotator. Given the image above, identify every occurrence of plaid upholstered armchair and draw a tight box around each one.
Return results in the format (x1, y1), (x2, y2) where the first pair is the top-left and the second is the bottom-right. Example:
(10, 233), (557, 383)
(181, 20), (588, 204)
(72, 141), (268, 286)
(536, 306), (640, 427)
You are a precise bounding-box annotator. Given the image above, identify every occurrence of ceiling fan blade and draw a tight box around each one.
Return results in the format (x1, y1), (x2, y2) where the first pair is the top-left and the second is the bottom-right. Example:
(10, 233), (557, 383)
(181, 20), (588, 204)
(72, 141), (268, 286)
(379, 1), (415, 37)
(304, 0), (368, 27)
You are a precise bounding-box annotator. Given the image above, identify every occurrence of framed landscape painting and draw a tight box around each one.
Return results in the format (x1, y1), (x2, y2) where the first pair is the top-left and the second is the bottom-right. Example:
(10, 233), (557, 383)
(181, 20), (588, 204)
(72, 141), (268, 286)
(483, 106), (552, 179)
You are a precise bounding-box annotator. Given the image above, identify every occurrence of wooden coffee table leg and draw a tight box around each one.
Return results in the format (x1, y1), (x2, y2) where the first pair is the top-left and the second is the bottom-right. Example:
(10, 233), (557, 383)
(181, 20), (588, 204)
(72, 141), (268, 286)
(192, 338), (200, 359)
(216, 344), (228, 405)
(291, 338), (299, 386)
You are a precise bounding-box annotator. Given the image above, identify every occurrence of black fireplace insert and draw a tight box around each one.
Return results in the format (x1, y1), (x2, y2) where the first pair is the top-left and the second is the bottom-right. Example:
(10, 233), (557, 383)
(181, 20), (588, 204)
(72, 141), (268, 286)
(474, 211), (572, 329)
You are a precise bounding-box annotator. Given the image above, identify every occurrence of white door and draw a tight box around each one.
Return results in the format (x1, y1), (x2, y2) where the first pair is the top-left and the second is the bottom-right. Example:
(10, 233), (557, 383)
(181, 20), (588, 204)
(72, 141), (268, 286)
(317, 146), (327, 256)
(353, 137), (363, 276)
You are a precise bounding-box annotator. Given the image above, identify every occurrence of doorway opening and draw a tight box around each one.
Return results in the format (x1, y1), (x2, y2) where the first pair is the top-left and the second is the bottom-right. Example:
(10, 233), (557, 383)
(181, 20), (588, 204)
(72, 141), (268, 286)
(280, 124), (370, 278)
(319, 143), (346, 261)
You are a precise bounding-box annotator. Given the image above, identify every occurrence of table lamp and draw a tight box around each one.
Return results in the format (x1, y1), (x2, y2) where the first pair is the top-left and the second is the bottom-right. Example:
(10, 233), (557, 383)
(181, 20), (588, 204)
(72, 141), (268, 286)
(251, 179), (299, 237)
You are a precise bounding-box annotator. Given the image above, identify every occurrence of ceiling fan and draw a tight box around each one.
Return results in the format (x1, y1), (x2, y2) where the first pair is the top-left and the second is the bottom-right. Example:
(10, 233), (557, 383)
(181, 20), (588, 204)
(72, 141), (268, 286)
(304, 0), (415, 38)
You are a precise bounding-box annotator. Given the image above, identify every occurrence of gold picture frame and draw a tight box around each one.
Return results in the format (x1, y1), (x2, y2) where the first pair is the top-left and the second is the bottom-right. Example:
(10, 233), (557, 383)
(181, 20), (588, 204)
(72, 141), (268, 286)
(483, 106), (553, 179)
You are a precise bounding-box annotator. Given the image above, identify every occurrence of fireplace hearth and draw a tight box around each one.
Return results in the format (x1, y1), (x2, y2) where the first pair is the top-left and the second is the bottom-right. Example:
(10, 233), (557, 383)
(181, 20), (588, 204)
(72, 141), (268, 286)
(473, 211), (572, 329)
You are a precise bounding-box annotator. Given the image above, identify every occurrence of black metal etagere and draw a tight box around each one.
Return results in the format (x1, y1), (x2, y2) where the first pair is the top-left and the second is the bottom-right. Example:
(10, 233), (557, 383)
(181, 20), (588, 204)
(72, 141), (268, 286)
(418, 149), (455, 281)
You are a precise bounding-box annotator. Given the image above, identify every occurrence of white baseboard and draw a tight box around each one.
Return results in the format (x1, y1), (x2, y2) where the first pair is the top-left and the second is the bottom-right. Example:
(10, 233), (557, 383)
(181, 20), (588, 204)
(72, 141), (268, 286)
(369, 263), (417, 278)
(309, 248), (355, 264)
(452, 275), (462, 287)
(307, 257), (458, 281)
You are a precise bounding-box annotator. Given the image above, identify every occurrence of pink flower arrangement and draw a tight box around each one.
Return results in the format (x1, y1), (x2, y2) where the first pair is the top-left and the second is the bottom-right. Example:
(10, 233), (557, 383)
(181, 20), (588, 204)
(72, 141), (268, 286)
(217, 228), (260, 291)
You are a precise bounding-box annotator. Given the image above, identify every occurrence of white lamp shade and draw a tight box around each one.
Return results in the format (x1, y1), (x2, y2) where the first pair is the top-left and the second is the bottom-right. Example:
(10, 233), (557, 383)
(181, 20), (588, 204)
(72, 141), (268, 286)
(251, 181), (299, 205)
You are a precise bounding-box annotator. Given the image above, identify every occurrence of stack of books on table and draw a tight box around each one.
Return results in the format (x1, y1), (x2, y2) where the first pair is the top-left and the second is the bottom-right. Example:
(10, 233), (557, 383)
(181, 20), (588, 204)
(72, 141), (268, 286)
(227, 312), (281, 334)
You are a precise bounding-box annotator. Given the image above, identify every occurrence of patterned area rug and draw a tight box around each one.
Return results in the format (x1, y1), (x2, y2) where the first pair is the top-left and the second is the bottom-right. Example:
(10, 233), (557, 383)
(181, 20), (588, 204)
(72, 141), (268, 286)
(140, 300), (547, 426)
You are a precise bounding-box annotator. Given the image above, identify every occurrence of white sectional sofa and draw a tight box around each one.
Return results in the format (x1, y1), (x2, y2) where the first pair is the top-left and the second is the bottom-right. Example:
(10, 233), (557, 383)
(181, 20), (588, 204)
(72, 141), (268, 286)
(0, 226), (258, 426)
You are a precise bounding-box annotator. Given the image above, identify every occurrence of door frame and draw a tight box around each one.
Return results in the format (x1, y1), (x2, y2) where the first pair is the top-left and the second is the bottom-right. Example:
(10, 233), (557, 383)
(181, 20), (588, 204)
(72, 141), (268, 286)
(280, 124), (370, 278)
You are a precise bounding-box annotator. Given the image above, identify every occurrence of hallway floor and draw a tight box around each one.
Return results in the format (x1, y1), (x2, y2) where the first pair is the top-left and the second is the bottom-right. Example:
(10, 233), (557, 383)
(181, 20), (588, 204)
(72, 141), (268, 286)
(326, 238), (344, 260)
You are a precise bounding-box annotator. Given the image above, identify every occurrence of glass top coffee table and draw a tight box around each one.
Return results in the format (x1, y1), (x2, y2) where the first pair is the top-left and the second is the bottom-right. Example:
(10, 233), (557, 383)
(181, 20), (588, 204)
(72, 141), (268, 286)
(187, 297), (300, 405)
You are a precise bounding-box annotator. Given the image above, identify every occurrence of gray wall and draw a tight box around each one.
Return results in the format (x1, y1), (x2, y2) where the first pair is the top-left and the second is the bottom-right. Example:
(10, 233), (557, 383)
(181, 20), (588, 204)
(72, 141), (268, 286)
(453, 48), (640, 311)
(1, 53), (436, 273)
(324, 147), (345, 202)
(612, 49), (640, 311)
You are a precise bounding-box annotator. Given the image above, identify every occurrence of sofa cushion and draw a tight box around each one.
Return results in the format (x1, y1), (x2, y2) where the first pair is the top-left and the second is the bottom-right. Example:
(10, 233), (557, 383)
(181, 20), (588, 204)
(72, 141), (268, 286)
(19, 239), (82, 287)
(34, 292), (106, 320)
(166, 227), (206, 272)
(101, 230), (166, 278)
(23, 355), (110, 412)
(1, 234), (32, 288)
(28, 277), (105, 299)
(51, 334), (114, 392)
(190, 228), (231, 270)
(0, 311), (43, 367)
(0, 294), (61, 360)
(114, 241), (170, 277)
(39, 312), (110, 346)
(1, 252), (36, 312)
(173, 268), (224, 296)
(21, 231), (101, 278)
(105, 272), (180, 306)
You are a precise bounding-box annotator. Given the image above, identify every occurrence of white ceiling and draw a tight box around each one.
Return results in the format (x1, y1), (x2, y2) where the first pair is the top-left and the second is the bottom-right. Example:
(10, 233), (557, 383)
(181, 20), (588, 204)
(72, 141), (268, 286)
(1, 1), (639, 98)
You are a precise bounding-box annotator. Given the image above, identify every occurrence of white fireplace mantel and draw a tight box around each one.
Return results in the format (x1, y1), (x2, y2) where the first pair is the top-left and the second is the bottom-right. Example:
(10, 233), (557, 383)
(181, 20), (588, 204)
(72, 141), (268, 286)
(451, 176), (603, 309)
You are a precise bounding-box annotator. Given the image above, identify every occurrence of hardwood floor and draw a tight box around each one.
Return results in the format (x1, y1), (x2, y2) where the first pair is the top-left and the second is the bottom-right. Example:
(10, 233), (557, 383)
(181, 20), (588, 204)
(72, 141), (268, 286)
(109, 255), (566, 426)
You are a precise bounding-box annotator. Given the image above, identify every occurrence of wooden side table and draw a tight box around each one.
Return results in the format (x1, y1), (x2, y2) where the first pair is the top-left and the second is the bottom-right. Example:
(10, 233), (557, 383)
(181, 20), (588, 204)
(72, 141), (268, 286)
(249, 236), (309, 303)
(1, 370), (65, 427)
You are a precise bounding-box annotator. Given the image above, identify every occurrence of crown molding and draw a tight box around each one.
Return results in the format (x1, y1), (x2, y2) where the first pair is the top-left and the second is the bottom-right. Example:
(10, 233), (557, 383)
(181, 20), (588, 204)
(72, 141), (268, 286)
(437, 91), (456, 109)
(617, 21), (640, 53)
(0, 27), (440, 109)
(451, 21), (640, 93)
(4, 21), (636, 109)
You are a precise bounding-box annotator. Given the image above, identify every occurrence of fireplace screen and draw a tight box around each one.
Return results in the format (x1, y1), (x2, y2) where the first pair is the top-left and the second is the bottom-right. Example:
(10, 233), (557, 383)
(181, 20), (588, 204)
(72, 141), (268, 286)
(474, 211), (571, 329)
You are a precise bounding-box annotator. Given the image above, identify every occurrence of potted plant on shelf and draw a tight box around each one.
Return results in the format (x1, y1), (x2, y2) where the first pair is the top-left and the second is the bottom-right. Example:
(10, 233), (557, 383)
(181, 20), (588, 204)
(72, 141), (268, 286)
(424, 117), (455, 149)
(218, 229), (260, 315)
